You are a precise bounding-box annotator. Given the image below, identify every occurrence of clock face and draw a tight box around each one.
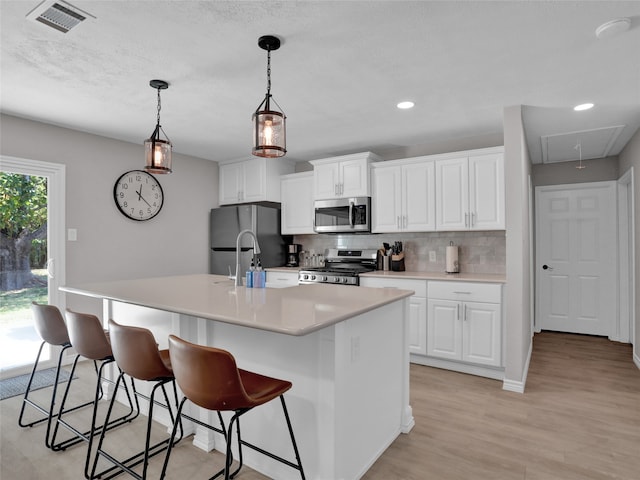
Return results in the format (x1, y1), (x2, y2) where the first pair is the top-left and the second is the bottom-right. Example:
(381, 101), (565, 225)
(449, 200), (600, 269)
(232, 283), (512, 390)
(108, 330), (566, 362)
(113, 170), (164, 221)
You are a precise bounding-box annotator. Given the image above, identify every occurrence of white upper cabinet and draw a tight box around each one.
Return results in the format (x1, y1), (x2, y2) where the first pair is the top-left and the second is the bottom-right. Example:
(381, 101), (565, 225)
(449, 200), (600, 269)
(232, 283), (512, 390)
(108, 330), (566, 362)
(219, 157), (294, 205)
(280, 171), (315, 235)
(372, 157), (435, 232)
(310, 152), (380, 200)
(435, 147), (504, 231)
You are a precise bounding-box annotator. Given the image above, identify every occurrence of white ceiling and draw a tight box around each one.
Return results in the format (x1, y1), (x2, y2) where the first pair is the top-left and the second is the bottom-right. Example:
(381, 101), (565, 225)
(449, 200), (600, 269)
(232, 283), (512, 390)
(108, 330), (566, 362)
(1, 1), (639, 165)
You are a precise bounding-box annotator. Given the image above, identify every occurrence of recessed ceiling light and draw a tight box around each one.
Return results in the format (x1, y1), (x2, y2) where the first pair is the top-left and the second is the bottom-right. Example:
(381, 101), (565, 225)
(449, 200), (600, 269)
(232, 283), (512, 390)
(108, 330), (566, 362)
(574, 103), (594, 111)
(397, 101), (414, 109)
(595, 18), (631, 39)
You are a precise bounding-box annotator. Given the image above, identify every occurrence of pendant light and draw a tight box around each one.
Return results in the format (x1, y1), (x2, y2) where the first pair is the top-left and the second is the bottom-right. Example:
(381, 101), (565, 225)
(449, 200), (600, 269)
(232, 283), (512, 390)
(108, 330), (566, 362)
(144, 79), (172, 174)
(252, 35), (286, 158)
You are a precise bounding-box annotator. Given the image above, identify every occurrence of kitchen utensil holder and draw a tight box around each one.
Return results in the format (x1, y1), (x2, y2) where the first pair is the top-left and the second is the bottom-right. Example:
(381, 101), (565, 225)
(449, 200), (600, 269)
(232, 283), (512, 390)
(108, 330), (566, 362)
(391, 253), (405, 272)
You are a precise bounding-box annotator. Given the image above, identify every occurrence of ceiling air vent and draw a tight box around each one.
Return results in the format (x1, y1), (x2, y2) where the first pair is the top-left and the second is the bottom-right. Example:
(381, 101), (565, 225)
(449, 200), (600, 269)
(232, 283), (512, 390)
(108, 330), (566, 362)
(26, 0), (95, 33)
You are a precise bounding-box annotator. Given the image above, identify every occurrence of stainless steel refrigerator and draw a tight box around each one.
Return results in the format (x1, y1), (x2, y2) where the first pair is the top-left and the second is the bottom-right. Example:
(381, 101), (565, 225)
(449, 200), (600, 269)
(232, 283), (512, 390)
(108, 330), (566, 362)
(209, 204), (291, 275)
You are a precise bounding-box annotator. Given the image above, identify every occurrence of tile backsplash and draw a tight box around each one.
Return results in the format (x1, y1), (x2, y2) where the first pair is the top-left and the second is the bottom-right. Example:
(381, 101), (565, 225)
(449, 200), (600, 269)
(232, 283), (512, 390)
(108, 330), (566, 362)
(294, 231), (506, 274)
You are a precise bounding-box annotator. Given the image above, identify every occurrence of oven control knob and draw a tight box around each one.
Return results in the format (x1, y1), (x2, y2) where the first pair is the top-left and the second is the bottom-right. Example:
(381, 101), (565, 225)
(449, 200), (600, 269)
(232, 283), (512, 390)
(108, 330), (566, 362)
(311, 275), (316, 281)
(333, 277), (340, 283)
(302, 274), (308, 280)
(321, 276), (327, 281)
(342, 278), (349, 283)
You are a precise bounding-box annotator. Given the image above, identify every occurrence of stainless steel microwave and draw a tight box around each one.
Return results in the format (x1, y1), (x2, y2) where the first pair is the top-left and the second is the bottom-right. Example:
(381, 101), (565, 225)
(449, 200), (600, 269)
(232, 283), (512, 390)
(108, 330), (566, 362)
(313, 197), (371, 233)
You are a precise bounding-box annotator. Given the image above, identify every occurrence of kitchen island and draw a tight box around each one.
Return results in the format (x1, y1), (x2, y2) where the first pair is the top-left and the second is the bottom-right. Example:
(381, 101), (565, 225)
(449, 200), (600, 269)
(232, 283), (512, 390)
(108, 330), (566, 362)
(61, 274), (414, 480)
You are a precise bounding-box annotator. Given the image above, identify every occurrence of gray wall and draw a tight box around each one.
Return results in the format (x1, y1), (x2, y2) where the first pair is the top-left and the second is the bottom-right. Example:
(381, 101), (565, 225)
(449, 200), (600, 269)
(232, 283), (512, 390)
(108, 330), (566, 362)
(532, 156), (619, 186)
(618, 128), (640, 360)
(503, 105), (533, 390)
(0, 114), (218, 316)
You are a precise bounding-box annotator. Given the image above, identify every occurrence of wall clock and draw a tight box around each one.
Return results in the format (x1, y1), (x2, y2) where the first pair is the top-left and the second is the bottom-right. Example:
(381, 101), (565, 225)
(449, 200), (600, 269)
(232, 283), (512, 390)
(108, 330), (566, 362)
(113, 170), (164, 221)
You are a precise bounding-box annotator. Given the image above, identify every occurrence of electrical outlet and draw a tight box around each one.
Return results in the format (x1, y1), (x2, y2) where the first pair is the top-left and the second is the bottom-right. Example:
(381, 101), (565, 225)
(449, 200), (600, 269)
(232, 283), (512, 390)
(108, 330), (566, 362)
(429, 251), (436, 262)
(67, 228), (77, 241)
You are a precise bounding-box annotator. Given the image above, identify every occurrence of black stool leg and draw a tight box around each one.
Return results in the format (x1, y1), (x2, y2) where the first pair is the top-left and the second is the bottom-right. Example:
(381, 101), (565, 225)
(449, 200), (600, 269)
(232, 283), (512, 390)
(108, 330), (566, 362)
(280, 396), (306, 480)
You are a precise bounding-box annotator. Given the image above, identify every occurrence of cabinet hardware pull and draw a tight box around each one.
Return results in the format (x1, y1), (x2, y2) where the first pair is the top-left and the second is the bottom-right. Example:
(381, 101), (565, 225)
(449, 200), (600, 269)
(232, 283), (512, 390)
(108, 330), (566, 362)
(465, 212), (469, 227)
(397, 216), (401, 229)
(403, 215), (407, 228)
(471, 212), (475, 227)
(453, 291), (471, 294)
(457, 303), (460, 320)
(464, 304), (467, 321)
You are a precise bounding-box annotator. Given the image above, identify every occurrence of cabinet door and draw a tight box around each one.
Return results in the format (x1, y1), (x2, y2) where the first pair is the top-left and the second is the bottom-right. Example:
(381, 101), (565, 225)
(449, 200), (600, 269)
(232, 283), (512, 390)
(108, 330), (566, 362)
(403, 161), (436, 231)
(435, 157), (468, 231)
(340, 158), (369, 197)
(469, 153), (505, 230)
(242, 158), (266, 203)
(219, 162), (243, 204)
(314, 162), (340, 199)
(281, 173), (314, 234)
(427, 299), (462, 360)
(462, 301), (501, 366)
(371, 167), (402, 232)
(409, 296), (427, 355)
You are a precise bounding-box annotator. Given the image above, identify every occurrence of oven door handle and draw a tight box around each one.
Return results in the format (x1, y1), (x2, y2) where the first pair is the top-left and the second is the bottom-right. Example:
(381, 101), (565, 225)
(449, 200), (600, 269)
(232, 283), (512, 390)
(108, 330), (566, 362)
(349, 200), (354, 228)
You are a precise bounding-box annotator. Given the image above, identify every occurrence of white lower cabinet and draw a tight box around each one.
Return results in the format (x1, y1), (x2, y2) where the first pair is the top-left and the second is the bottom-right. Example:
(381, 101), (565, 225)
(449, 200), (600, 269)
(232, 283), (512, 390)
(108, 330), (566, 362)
(359, 277), (427, 355)
(265, 270), (299, 288)
(427, 281), (502, 367)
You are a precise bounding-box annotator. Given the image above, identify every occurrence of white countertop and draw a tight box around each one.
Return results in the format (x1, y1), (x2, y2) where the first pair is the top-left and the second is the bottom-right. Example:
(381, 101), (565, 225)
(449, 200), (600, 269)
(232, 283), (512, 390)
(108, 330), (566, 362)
(61, 274), (413, 336)
(361, 270), (506, 283)
(266, 267), (506, 283)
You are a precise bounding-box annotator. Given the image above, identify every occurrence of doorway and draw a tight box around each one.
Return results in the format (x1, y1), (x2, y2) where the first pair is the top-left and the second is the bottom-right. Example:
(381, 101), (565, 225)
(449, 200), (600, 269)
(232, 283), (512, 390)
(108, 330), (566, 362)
(535, 182), (617, 337)
(0, 156), (65, 377)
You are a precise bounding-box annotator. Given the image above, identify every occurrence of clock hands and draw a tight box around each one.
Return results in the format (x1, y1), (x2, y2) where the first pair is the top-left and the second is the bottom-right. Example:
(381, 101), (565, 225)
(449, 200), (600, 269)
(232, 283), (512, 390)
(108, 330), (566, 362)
(135, 186), (152, 208)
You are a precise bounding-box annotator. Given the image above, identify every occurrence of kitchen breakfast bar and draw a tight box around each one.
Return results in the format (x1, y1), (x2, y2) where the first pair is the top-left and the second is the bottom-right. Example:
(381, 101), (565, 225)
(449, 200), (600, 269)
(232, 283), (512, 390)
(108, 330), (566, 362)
(61, 274), (415, 480)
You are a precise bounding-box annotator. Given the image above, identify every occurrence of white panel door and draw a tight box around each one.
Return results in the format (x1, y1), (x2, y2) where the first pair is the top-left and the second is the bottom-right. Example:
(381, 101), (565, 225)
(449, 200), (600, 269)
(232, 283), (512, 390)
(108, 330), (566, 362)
(313, 162), (340, 199)
(427, 299), (462, 360)
(408, 296), (427, 355)
(340, 159), (369, 197)
(462, 301), (501, 366)
(436, 157), (468, 230)
(403, 161), (436, 231)
(371, 167), (401, 232)
(469, 153), (505, 230)
(535, 182), (617, 336)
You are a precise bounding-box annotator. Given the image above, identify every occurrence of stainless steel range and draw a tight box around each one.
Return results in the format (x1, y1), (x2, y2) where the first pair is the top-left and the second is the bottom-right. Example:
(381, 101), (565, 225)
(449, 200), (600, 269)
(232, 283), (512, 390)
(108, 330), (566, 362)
(298, 248), (377, 286)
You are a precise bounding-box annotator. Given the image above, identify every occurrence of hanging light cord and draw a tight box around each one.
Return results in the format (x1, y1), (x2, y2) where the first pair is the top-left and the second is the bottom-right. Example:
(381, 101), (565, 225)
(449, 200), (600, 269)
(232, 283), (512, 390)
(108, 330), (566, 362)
(156, 87), (162, 126)
(265, 48), (272, 97)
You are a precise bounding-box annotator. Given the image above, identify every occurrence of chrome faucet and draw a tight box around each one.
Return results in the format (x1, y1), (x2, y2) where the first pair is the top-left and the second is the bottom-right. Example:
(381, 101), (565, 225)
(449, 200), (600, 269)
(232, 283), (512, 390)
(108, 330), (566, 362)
(233, 229), (261, 287)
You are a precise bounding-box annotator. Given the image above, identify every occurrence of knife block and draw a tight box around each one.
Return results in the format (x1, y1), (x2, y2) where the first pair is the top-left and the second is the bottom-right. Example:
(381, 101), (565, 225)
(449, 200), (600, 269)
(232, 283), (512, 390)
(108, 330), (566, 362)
(391, 252), (405, 272)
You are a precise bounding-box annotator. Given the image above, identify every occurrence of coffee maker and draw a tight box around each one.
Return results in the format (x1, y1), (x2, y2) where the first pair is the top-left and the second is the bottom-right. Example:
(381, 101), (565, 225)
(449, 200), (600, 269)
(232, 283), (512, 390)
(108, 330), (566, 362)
(286, 244), (302, 267)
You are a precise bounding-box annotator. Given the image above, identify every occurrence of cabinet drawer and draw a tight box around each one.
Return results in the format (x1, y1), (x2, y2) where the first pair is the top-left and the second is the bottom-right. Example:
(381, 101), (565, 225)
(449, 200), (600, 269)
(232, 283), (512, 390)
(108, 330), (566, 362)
(428, 281), (501, 303)
(360, 277), (427, 297)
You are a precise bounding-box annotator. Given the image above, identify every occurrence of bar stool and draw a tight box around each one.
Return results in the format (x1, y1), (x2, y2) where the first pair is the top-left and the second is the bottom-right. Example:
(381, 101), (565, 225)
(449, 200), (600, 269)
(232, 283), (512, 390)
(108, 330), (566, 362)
(51, 309), (138, 478)
(18, 302), (93, 447)
(161, 335), (305, 480)
(89, 319), (183, 480)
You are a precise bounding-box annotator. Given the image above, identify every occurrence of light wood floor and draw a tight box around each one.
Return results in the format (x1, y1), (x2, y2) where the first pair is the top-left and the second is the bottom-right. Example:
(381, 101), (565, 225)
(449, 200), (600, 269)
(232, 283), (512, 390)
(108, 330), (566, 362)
(1, 331), (639, 479)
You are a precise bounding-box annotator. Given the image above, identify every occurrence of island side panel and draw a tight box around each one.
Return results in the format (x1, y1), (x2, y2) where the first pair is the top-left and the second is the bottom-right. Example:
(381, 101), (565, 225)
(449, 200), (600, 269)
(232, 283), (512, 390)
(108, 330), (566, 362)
(334, 298), (410, 480)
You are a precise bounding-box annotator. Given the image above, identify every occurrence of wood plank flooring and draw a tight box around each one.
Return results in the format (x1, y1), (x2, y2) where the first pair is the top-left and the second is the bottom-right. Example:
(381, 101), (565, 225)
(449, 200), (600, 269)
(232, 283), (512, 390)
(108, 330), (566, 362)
(1, 331), (638, 479)
(363, 332), (640, 480)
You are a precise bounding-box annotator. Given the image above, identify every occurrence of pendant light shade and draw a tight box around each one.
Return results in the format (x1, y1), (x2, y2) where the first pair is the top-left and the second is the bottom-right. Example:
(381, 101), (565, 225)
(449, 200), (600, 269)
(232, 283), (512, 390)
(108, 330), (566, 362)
(144, 79), (172, 174)
(253, 35), (286, 158)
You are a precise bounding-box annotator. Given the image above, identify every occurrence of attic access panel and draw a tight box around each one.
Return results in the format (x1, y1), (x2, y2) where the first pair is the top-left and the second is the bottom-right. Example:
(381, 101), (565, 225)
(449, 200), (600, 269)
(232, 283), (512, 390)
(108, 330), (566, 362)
(541, 125), (625, 163)
(26, 0), (95, 33)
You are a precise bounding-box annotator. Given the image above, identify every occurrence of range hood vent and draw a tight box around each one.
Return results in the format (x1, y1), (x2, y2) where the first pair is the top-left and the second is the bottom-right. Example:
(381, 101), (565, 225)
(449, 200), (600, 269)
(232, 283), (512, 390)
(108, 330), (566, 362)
(26, 0), (95, 33)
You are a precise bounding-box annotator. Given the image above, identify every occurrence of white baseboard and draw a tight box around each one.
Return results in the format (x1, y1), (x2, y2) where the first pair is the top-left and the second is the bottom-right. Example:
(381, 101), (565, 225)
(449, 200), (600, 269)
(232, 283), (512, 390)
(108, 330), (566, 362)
(634, 351), (640, 371)
(502, 338), (533, 394)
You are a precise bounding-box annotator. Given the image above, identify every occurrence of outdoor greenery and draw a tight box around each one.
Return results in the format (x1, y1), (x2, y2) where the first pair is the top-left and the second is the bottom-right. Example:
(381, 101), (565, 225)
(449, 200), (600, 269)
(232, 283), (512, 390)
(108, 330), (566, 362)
(0, 172), (48, 290)
(0, 270), (47, 326)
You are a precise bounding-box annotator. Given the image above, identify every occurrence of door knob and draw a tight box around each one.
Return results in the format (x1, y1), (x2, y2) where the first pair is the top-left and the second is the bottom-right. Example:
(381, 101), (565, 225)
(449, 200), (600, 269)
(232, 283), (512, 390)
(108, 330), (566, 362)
(542, 264), (553, 270)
